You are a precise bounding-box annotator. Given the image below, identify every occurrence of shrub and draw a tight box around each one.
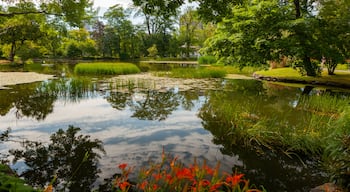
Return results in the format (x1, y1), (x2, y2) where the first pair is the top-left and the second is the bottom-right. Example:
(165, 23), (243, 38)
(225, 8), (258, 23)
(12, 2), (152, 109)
(198, 55), (217, 64)
(74, 63), (141, 76)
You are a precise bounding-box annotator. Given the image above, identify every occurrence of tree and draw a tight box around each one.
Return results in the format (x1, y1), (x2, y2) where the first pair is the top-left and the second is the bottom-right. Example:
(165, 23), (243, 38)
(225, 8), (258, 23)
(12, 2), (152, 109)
(179, 7), (201, 58)
(202, 0), (345, 76)
(191, 0), (243, 23)
(0, 0), (93, 27)
(103, 5), (142, 59)
(202, 1), (289, 68)
(0, 2), (46, 62)
(10, 126), (105, 191)
(61, 28), (97, 58)
(317, 0), (350, 75)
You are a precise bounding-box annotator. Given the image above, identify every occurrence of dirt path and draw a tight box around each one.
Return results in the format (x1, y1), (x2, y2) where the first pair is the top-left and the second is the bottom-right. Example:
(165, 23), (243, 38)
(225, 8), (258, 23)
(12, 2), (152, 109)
(0, 72), (54, 89)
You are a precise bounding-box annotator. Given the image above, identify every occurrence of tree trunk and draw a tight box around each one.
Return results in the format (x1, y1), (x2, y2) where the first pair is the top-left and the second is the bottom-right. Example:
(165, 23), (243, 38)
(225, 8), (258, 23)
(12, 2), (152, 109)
(9, 41), (16, 62)
(294, 0), (301, 18)
(303, 55), (317, 76)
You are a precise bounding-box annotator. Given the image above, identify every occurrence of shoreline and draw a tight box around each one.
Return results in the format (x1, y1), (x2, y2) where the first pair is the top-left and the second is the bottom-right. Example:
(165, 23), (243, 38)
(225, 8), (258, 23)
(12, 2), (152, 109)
(0, 72), (54, 89)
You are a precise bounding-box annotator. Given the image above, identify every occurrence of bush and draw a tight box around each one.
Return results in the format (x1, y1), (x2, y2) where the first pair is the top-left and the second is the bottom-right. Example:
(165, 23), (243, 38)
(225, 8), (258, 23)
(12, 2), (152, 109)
(74, 62), (141, 75)
(198, 55), (217, 64)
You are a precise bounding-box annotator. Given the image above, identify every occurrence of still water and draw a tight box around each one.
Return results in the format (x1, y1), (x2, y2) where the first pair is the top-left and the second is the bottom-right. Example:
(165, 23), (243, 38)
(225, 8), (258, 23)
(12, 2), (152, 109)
(1, 65), (346, 191)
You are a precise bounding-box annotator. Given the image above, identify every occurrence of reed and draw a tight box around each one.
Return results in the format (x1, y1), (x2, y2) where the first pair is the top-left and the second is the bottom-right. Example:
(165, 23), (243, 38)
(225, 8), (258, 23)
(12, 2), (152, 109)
(74, 62), (140, 76)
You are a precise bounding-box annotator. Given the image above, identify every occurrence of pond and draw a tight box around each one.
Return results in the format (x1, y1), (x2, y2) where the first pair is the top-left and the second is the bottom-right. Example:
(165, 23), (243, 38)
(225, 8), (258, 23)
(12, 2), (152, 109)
(0, 63), (349, 191)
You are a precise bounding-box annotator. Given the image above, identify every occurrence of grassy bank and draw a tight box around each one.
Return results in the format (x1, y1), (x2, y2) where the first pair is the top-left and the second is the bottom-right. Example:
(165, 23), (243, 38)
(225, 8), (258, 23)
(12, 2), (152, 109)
(154, 65), (261, 79)
(74, 62), (140, 76)
(254, 68), (350, 87)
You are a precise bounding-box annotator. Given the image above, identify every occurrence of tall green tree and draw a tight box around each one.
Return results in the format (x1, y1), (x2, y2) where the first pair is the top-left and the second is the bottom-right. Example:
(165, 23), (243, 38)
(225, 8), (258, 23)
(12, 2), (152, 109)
(317, 0), (350, 75)
(202, 0), (345, 76)
(0, 0), (93, 27)
(0, 2), (46, 62)
(179, 7), (201, 58)
(103, 5), (142, 59)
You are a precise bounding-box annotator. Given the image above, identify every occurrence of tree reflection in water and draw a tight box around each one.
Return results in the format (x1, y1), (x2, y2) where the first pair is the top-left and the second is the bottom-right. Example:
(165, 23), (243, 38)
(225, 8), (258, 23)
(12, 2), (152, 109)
(198, 80), (328, 191)
(9, 126), (105, 191)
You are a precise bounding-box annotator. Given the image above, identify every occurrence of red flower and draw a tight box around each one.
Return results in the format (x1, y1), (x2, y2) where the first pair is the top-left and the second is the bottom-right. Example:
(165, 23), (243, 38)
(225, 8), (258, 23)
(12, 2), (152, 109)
(118, 163), (128, 170)
(225, 173), (244, 186)
(204, 165), (214, 175)
(153, 184), (159, 190)
(176, 167), (194, 180)
(119, 181), (130, 191)
(153, 173), (163, 181)
(139, 181), (148, 190)
(200, 179), (211, 187)
(209, 183), (222, 192)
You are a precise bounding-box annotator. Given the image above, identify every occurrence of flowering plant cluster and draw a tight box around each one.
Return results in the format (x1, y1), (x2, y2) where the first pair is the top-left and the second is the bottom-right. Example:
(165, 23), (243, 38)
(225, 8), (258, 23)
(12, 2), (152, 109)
(114, 151), (264, 192)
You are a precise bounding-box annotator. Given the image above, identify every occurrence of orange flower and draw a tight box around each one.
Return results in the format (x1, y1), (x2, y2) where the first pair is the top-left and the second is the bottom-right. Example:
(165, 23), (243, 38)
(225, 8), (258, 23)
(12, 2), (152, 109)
(170, 157), (178, 168)
(43, 185), (53, 192)
(119, 181), (130, 191)
(209, 183), (222, 192)
(153, 184), (159, 190)
(225, 173), (244, 186)
(204, 165), (214, 175)
(118, 163), (128, 170)
(176, 167), (194, 180)
(139, 180), (148, 190)
(153, 173), (163, 181)
(200, 179), (211, 187)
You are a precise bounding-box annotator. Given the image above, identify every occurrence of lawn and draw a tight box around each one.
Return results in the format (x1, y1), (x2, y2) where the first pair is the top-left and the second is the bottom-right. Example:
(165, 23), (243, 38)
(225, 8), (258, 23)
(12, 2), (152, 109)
(254, 68), (350, 87)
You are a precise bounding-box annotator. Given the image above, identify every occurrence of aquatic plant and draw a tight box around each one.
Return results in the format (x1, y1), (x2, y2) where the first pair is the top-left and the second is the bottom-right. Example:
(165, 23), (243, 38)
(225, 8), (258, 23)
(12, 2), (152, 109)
(323, 107), (350, 190)
(74, 62), (140, 75)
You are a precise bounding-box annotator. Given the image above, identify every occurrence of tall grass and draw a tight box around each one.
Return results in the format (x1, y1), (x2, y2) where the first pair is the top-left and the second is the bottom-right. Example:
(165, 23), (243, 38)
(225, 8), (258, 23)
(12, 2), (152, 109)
(74, 62), (140, 75)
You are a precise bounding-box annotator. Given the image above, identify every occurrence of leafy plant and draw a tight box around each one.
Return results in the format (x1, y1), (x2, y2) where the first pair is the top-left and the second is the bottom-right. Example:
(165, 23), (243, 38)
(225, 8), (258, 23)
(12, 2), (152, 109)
(198, 55), (217, 64)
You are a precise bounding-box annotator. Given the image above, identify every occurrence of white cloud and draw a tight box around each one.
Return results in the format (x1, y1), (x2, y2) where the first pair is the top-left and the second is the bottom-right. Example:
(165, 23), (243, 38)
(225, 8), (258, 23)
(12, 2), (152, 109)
(93, 0), (133, 9)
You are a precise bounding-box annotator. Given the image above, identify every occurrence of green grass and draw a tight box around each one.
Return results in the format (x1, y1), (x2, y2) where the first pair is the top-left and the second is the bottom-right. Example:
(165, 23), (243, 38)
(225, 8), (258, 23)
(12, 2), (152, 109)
(255, 67), (350, 86)
(336, 64), (349, 70)
(74, 62), (140, 75)
(158, 67), (227, 78)
(198, 55), (216, 64)
(0, 164), (38, 191)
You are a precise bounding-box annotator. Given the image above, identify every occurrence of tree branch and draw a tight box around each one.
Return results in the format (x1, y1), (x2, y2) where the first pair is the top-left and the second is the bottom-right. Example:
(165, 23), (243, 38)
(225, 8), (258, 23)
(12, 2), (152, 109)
(0, 11), (62, 17)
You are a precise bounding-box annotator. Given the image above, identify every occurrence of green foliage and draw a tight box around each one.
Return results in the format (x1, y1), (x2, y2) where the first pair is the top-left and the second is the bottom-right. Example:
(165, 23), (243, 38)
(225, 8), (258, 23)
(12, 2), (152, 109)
(0, 164), (38, 192)
(9, 126), (105, 191)
(66, 43), (83, 58)
(147, 44), (158, 58)
(74, 62), (141, 75)
(198, 55), (216, 64)
(159, 67), (227, 79)
(202, 0), (349, 77)
(323, 107), (350, 189)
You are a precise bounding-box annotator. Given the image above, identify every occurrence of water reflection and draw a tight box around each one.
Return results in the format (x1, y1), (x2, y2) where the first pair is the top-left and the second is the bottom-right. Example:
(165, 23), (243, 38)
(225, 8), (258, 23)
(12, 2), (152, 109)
(198, 80), (331, 191)
(1, 77), (350, 191)
(9, 126), (105, 191)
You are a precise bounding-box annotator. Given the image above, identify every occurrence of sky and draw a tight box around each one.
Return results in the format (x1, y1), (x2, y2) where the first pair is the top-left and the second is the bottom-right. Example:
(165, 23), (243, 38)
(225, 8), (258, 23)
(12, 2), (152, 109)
(93, 0), (133, 10)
